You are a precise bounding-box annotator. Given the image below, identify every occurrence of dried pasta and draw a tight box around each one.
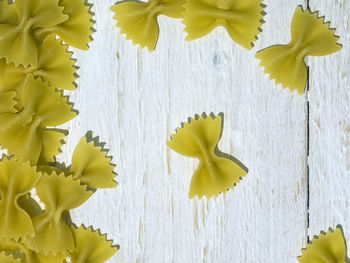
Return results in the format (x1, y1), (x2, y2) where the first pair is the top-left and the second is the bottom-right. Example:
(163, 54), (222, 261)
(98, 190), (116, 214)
(39, 132), (118, 189)
(0, 157), (41, 240)
(54, 0), (95, 50)
(0, 0), (94, 67)
(0, 75), (76, 165)
(182, 0), (265, 49)
(70, 133), (118, 188)
(0, 145), (118, 261)
(0, 251), (20, 263)
(0, 35), (77, 111)
(0, 1), (118, 261)
(255, 5), (342, 93)
(110, 0), (185, 51)
(297, 226), (347, 263)
(24, 172), (92, 255)
(69, 225), (118, 263)
(167, 113), (247, 198)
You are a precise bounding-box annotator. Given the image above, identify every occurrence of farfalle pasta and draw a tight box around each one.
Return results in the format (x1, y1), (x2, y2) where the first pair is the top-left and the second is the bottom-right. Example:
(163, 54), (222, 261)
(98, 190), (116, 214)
(24, 172), (92, 254)
(0, 157), (41, 240)
(39, 131), (118, 189)
(255, 5), (342, 93)
(0, 0), (94, 67)
(297, 226), (347, 262)
(0, 75), (76, 165)
(167, 113), (247, 198)
(182, 0), (265, 49)
(53, 0), (94, 50)
(0, 135), (118, 261)
(110, 0), (185, 51)
(0, 35), (77, 99)
(68, 225), (118, 263)
(0, 0), (118, 262)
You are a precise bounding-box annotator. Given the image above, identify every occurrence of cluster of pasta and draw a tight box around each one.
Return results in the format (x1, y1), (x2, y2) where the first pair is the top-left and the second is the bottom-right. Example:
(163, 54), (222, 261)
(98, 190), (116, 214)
(110, 0), (265, 51)
(110, 2), (342, 94)
(0, 0), (118, 262)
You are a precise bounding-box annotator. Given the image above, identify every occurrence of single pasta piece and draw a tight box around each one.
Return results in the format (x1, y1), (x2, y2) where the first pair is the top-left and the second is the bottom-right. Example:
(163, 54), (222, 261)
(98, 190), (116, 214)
(167, 113), (247, 198)
(54, 0), (95, 50)
(0, 0), (94, 67)
(110, 0), (186, 51)
(24, 172), (92, 255)
(69, 225), (118, 263)
(38, 131), (118, 190)
(255, 5), (342, 94)
(69, 131), (118, 189)
(182, 0), (265, 49)
(0, 157), (41, 240)
(298, 226), (347, 263)
(0, 75), (76, 165)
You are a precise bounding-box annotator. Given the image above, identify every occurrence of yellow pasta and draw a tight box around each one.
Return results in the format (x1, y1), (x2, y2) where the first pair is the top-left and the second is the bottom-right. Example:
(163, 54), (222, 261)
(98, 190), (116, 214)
(0, 157), (41, 240)
(0, 91), (17, 114)
(69, 225), (118, 263)
(298, 226), (347, 263)
(54, 0), (95, 50)
(167, 113), (247, 198)
(24, 172), (92, 255)
(255, 5), (342, 93)
(0, 75), (76, 165)
(0, 237), (66, 263)
(0, 0), (68, 67)
(38, 132), (118, 189)
(0, 0), (94, 67)
(0, 251), (20, 263)
(183, 0), (265, 49)
(0, 35), (77, 112)
(70, 132), (118, 188)
(110, 0), (185, 51)
(0, 1), (118, 261)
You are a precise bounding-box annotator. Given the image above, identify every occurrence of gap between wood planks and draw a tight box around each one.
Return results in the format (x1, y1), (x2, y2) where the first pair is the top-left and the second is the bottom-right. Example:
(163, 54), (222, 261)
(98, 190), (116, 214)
(306, 0), (310, 244)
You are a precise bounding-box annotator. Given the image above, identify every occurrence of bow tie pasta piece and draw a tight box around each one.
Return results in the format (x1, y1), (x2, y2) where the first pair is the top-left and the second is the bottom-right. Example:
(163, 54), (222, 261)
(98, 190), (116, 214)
(70, 132), (117, 189)
(0, 75), (76, 165)
(0, 157), (41, 240)
(0, 35), (77, 111)
(69, 225), (118, 263)
(24, 172), (92, 255)
(298, 226), (347, 262)
(0, 0), (68, 67)
(167, 113), (247, 198)
(0, 252), (20, 263)
(255, 5), (342, 93)
(182, 0), (265, 49)
(54, 0), (95, 50)
(110, 0), (186, 51)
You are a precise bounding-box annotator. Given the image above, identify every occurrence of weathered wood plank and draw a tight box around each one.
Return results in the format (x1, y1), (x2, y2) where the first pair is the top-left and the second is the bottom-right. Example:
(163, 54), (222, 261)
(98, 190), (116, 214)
(308, 0), (350, 246)
(63, 0), (308, 262)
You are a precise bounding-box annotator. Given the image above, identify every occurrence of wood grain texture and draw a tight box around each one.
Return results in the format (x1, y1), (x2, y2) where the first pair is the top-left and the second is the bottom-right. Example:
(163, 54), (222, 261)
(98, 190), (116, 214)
(308, 0), (350, 246)
(61, 0), (309, 262)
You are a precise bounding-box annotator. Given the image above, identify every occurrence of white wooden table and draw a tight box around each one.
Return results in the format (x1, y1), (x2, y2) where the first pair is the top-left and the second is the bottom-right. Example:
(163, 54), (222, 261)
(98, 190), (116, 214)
(60, 0), (350, 262)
